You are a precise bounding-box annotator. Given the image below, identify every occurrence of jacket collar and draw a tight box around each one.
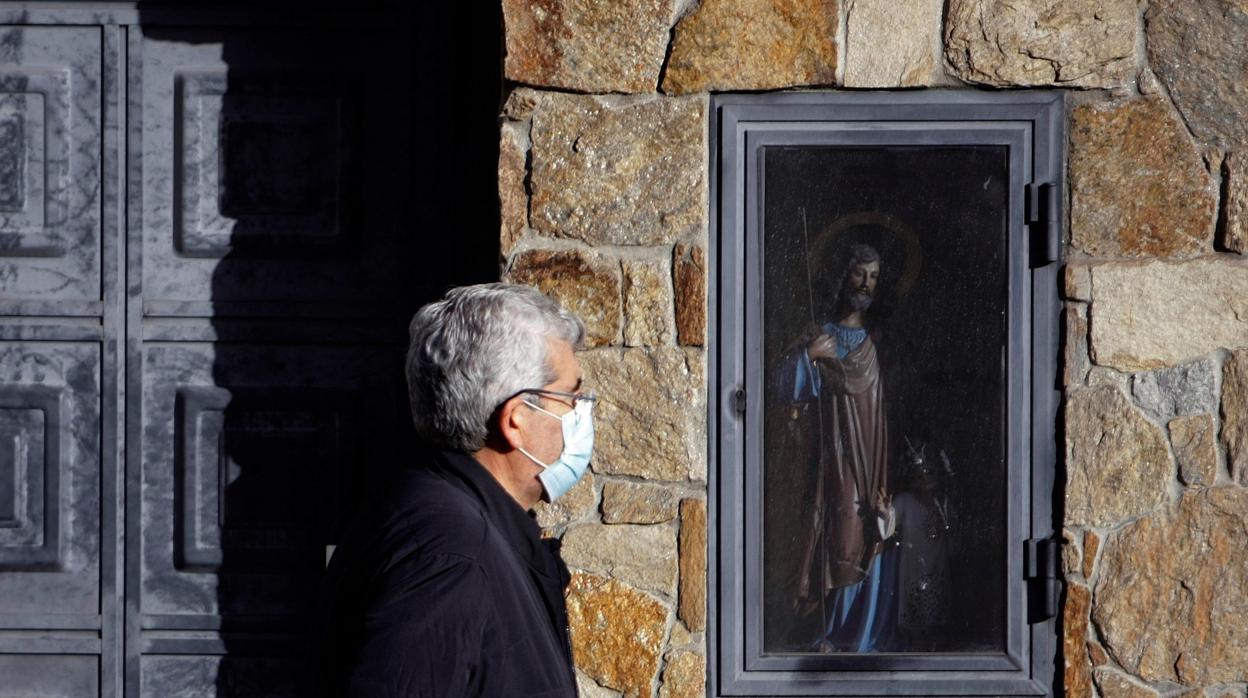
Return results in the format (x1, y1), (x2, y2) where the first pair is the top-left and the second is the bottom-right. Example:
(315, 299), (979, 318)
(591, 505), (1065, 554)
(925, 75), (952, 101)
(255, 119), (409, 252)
(433, 448), (554, 576)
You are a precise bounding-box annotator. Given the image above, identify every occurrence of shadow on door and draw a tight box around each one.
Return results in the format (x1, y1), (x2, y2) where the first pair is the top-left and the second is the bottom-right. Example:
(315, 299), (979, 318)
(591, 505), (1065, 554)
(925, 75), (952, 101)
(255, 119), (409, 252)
(132, 2), (500, 694)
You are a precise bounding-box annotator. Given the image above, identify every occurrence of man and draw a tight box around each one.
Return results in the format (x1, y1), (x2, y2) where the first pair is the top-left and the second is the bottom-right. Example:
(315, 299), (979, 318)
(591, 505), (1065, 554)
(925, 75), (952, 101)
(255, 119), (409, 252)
(307, 283), (591, 696)
(784, 243), (895, 652)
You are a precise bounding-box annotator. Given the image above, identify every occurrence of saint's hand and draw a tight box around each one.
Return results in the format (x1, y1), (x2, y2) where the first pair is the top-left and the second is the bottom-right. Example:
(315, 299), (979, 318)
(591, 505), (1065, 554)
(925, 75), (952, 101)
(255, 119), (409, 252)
(807, 333), (839, 361)
(873, 487), (891, 514)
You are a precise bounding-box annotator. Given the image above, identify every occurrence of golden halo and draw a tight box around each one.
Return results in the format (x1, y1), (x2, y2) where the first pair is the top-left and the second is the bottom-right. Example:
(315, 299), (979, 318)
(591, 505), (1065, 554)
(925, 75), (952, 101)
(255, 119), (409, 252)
(809, 211), (923, 302)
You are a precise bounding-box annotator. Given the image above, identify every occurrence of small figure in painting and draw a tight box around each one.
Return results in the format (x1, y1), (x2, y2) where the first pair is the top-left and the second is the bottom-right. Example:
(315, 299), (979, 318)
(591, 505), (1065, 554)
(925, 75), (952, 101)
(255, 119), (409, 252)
(781, 243), (897, 652)
(889, 438), (955, 650)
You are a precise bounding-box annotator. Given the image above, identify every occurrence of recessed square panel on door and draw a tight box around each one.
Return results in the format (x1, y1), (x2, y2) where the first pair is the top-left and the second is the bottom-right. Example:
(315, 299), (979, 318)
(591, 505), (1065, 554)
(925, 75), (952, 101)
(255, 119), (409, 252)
(0, 27), (101, 307)
(140, 342), (397, 621)
(0, 342), (100, 616)
(137, 28), (403, 309)
(0, 654), (98, 697)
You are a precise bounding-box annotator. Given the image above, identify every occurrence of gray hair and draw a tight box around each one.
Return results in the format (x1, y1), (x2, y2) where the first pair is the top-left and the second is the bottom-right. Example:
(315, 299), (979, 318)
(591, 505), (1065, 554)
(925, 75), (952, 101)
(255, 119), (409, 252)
(405, 283), (586, 452)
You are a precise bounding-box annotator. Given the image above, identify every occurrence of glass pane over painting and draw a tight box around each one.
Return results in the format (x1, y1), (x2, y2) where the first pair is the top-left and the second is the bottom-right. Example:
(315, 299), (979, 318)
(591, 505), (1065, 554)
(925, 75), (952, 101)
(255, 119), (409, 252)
(760, 146), (1009, 655)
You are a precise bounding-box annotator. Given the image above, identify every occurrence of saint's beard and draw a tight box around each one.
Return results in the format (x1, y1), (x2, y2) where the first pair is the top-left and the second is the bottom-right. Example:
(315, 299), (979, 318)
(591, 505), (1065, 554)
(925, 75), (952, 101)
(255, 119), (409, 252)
(847, 290), (873, 312)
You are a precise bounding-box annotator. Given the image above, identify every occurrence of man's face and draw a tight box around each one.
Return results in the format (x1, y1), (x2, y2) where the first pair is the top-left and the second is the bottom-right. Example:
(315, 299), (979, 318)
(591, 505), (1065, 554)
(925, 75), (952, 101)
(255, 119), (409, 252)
(844, 260), (880, 311)
(517, 338), (583, 502)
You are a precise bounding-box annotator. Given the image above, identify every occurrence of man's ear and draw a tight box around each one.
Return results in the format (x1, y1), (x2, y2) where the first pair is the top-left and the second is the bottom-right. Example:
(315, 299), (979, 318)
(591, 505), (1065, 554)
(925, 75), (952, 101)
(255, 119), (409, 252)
(494, 395), (529, 451)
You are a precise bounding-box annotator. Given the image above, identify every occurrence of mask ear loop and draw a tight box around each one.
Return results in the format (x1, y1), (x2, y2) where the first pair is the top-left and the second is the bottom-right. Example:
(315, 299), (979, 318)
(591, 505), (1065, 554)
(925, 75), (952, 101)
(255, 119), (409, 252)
(525, 402), (563, 421)
(516, 446), (553, 469)
(515, 399), (564, 468)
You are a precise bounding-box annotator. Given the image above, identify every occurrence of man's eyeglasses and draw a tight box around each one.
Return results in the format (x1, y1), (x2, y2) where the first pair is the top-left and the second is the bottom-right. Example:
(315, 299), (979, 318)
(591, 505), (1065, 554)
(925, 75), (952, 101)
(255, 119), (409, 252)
(515, 388), (597, 409)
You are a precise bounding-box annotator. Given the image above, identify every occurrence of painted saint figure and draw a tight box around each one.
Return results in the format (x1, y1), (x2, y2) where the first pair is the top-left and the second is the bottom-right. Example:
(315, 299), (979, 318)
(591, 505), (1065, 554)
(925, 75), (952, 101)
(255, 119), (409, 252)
(781, 243), (897, 652)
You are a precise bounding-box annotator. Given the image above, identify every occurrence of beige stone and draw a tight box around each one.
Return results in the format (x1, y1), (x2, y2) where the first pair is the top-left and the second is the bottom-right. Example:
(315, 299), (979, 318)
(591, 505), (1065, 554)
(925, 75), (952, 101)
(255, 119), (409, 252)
(579, 348), (706, 481)
(1204, 688), (1248, 698)
(502, 0), (672, 93)
(503, 88), (542, 121)
(843, 0), (941, 87)
(535, 470), (597, 530)
(668, 620), (698, 649)
(623, 257), (674, 347)
(508, 247), (623, 348)
(602, 480), (678, 524)
(1065, 581), (1094, 698)
(945, 0), (1136, 87)
(662, 0), (838, 94)
(673, 243), (706, 347)
(1065, 264), (1093, 302)
(1087, 366), (1130, 392)
(1065, 305), (1090, 387)
(566, 572), (669, 698)
(1088, 260), (1248, 371)
(576, 671), (623, 698)
(1082, 529), (1100, 580)
(678, 498), (707, 632)
(1061, 529), (1084, 579)
(562, 523), (678, 598)
(1224, 153), (1248, 255)
(499, 121), (529, 259)
(1169, 415), (1218, 487)
(1065, 386), (1170, 527)
(1093, 668), (1161, 698)
(1094, 488), (1248, 685)
(1225, 351), (1248, 485)
(530, 94), (706, 247)
(658, 650), (706, 698)
(1147, 0), (1248, 151)
(1070, 99), (1216, 259)
(1218, 155), (1248, 259)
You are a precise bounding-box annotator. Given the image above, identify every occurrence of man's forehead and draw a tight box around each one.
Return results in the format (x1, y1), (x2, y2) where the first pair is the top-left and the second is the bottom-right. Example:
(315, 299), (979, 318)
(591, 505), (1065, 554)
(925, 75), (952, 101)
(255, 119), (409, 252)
(850, 259), (880, 271)
(545, 338), (582, 386)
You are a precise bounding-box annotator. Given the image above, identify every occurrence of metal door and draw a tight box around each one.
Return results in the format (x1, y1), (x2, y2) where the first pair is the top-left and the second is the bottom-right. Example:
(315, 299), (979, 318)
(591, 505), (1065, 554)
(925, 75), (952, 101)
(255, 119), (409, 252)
(0, 8), (415, 696)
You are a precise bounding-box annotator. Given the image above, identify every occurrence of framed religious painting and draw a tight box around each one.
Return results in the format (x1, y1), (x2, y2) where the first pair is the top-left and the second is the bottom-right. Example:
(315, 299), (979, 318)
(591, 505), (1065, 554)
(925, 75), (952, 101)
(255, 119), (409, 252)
(710, 92), (1064, 696)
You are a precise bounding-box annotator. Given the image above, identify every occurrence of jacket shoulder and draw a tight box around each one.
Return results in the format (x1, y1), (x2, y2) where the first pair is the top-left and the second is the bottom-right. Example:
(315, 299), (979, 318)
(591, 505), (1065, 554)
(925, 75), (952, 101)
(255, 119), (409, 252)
(374, 469), (490, 561)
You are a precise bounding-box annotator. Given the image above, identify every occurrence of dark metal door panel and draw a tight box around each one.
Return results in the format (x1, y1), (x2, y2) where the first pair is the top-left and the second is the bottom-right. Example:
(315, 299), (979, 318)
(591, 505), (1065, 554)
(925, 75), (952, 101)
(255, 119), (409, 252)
(139, 342), (394, 620)
(0, 20), (111, 698)
(0, 342), (100, 615)
(136, 27), (404, 310)
(141, 655), (296, 698)
(0, 27), (102, 311)
(0, 654), (100, 697)
(128, 17), (412, 697)
(0, 11), (414, 697)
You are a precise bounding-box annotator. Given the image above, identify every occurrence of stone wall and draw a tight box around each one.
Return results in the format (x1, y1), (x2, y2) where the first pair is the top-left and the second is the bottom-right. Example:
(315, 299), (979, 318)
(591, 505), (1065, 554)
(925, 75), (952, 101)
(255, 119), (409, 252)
(496, 1), (1248, 696)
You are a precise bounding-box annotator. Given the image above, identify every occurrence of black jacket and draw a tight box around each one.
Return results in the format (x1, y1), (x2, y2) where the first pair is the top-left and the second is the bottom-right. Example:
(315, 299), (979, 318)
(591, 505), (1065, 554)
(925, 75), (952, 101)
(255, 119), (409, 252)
(307, 449), (577, 697)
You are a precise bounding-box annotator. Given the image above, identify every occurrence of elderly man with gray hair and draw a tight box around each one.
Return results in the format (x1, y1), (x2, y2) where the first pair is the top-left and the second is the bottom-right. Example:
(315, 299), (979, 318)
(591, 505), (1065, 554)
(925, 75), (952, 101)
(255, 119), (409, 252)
(308, 283), (593, 697)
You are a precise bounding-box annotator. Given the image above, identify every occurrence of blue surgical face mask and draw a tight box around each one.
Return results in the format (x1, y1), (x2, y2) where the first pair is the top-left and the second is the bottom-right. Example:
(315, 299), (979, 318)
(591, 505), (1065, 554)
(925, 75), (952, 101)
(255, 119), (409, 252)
(517, 399), (595, 502)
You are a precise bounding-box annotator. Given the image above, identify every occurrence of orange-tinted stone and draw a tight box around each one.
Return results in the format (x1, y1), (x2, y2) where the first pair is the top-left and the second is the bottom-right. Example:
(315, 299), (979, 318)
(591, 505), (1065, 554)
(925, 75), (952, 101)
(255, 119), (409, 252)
(566, 571), (669, 698)
(1070, 99), (1216, 259)
(662, 0), (838, 94)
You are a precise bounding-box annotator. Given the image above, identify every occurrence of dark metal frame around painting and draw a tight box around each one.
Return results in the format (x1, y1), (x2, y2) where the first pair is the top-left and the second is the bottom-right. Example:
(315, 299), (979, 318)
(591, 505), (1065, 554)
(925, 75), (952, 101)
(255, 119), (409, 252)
(709, 91), (1064, 697)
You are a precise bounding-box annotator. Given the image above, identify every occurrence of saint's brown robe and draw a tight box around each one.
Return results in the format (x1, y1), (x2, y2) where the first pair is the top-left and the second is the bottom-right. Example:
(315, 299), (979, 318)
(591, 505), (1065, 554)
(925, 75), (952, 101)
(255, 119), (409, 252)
(796, 332), (890, 599)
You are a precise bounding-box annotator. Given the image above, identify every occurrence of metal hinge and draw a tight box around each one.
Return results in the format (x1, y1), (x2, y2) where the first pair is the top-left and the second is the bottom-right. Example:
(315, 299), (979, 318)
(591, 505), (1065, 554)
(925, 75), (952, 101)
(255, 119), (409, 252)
(1025, 537), (1061, 622)
(1026, 182), (1060, 267)
(732, 386), (747, 415)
